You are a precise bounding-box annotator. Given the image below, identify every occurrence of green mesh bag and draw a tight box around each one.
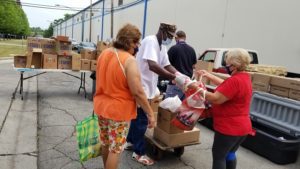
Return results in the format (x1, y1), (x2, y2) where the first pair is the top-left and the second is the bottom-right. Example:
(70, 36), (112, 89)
(76, 114), (101, 162)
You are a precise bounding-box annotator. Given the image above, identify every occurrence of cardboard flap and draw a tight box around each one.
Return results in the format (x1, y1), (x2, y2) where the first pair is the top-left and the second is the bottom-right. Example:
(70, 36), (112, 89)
(32, 48), (42, 53)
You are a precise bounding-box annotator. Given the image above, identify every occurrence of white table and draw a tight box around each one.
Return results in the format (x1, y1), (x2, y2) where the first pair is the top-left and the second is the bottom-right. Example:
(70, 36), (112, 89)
(13, 67), (92, 100)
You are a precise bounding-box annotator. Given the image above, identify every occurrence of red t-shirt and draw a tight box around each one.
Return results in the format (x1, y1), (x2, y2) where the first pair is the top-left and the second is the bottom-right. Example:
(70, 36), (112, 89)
(211, 72), (252, 136)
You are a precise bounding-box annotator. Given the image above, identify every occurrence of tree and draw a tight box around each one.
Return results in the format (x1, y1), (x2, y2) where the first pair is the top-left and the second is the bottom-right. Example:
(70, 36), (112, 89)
(30, 27), (44, 36)
(64, 13), (72, 21)
(44, 23), (53, 38)
(0, 0), (30, 36)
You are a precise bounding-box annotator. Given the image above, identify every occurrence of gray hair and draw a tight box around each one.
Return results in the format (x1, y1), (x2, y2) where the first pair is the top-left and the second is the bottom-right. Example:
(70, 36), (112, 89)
(225, 48), (251, 71)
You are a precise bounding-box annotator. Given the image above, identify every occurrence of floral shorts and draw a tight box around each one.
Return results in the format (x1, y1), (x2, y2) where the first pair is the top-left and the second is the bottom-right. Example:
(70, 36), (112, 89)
(98, 116), (129, 154)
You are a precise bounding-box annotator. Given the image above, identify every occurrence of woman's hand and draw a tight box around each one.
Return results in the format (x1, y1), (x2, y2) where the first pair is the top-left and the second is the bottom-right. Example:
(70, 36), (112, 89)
(147, 114), (156, 128)
(196, 70), (210, 78)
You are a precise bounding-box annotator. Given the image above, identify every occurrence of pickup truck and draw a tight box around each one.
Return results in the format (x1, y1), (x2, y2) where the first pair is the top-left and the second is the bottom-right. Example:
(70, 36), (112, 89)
(198, 48), (259, 74)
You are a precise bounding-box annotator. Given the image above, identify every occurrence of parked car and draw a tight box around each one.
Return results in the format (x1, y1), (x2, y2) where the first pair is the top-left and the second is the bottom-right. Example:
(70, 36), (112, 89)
(77, 42), (96, 53)
(69, 38), (79, 50)
(198, 48), (259, 74)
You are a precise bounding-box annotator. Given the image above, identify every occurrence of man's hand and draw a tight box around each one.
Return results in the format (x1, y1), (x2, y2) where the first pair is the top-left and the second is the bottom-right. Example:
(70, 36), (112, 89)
(174, 72), (189, 86)
(174, 72), (196, 91)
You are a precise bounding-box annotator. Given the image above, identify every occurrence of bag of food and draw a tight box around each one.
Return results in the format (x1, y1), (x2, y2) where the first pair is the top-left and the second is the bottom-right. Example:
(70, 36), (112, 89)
(171, 81), (208, 130)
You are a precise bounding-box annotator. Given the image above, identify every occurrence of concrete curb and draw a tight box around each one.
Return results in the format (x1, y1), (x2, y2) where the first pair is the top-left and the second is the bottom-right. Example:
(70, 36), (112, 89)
(0, 57), (13, 60)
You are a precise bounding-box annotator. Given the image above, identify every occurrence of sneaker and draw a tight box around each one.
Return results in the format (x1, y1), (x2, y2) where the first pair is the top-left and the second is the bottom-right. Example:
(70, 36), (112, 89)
(124, 142), (133, 150)
(132, 152), (154, 166)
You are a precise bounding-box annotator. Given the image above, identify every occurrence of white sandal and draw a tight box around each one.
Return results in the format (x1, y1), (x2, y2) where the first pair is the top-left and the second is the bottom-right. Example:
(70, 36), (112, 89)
(132, 152), (154, 166)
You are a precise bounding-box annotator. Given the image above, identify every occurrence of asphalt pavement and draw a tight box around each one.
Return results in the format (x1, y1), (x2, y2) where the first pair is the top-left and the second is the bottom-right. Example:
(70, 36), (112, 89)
(0, 59), (299, 169)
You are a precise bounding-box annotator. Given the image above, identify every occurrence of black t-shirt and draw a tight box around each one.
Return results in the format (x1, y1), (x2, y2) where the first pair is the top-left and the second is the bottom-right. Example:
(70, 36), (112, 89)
(168, 41), (197, 78)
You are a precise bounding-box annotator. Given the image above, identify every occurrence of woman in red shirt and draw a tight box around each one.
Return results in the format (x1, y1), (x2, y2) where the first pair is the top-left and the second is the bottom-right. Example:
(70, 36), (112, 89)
(197, 48), (252, 169)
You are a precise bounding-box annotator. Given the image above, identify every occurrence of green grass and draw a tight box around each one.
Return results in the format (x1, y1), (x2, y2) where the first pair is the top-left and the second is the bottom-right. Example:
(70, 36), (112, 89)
(0, 39), (26, 57)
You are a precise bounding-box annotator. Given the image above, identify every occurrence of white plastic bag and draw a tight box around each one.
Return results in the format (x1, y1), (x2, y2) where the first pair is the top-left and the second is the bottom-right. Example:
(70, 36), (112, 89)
(159, 96), (182, 113)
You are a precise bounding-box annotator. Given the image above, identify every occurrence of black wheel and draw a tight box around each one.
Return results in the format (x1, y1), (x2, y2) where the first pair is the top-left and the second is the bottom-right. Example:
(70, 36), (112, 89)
(152, 145), (163, 160)
(174, 147), (184, 157)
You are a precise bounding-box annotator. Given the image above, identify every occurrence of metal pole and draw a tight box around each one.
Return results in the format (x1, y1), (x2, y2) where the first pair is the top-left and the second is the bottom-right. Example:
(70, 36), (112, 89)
(89, 0), (92, 42)
(110, 0), (114, 38)
(72, 17), (74, 38)
(142, 0), (148, 39)
(101, 0), (105, 41)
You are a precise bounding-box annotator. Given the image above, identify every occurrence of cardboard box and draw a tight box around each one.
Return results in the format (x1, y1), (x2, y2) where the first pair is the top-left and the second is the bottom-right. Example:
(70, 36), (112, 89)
(56, 41), (72, 55)
(90, 60), (97, 71)
(289, 89), (300, 101)
(72, 53), (81, 71)
(81, 59), (91, 70)
(41, 38), (56, 54)
(43, 54), (57, 69)
(157, 107), (183, 134)
(96, 41), (109, 52)
(27, 37), (41, 52)
(56, 35), (69, 42)
(195, 61), (214, 84)
(57, 55), (72, 69)
(270, 76), (300, 90)
(252, 82), (269, 92)
(27, 48), (42, 69)
(14, 55), (27, 68)
(252, 73), (271, 92)
(289, 79), (300, 90)
(81, 49), (96, 60)
(154, 112), (158, 125)
(246, 64), (287, 76)
(150, 95), (163, 112)
(270, 85), (289, 97)
(153, 127), (200, 147)
(195, 60), (214, 72)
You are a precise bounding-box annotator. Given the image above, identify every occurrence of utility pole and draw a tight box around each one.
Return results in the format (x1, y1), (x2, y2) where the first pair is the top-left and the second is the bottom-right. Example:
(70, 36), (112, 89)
(111, 0), (114, 38)
(89, 0), (92, 42)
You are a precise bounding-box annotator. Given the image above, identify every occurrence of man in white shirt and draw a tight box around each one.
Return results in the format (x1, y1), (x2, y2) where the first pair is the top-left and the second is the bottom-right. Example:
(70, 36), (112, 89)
(126, 23), (178, 165)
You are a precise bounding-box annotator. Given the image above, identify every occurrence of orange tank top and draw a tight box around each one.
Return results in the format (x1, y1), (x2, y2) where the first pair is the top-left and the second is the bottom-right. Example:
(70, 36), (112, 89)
(93, 48), (137, 121)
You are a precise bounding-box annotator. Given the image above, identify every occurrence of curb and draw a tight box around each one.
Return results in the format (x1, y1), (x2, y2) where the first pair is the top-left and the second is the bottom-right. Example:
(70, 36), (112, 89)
(0, 57), (13, 60)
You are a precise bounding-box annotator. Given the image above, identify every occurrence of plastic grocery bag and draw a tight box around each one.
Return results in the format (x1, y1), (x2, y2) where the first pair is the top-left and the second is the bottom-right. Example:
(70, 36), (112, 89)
(159, 95), (182, 113)
(171, 81), (208, 130)
(76, 114), (101, 162)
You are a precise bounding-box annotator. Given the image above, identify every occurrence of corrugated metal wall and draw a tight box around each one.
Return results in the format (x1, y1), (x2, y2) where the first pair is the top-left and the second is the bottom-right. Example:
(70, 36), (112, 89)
(53, 0), (300, 73)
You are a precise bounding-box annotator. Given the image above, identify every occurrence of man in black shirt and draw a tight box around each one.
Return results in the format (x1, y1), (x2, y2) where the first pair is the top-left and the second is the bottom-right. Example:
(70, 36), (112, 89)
(165, 30), (197, 100)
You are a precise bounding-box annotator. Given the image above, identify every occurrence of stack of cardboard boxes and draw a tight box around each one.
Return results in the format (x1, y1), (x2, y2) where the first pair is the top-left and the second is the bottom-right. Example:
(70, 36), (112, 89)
(80, 49), (96, 71)
(153, 107), (200, 147)
(79, 41), (110, 71)
(246, 64), (287, 76)
(13, 36), (112, 72)
(252, 73), (300, 101)
(14, 36), (73, 70)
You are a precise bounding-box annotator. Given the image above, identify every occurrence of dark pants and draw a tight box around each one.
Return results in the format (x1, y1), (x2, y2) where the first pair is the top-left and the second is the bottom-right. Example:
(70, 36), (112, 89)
(212, 131), (246, 169)
(127, 107), (148, 155)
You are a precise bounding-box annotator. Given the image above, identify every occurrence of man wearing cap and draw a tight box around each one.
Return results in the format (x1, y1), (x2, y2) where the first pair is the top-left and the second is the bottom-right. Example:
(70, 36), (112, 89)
(125, 23), (178, 165)
(165, 30), (197, 100)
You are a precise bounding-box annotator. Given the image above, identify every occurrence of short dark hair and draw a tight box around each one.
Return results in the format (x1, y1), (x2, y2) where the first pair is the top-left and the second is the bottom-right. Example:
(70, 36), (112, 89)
(113, 24), (141, 51)
(176, 30), (186, 38)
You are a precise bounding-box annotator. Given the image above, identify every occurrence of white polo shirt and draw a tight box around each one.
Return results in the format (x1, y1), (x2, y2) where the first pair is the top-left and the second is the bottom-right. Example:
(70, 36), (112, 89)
(136, 35), (170, 99)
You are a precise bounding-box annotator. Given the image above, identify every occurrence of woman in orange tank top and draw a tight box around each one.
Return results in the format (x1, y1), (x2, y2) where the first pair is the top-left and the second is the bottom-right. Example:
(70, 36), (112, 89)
(93, 23), (155, 169)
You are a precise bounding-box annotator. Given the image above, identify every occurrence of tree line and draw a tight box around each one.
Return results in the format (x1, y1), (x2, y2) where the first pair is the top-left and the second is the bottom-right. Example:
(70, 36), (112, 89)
(0, 0), (72, 39)
(0, 0), (30, 37)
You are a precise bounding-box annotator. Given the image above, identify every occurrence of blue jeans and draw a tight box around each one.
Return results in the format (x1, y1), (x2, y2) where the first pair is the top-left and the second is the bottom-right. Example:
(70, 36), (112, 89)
(165, 84), (185, 101)
(127, 107), (148, 155)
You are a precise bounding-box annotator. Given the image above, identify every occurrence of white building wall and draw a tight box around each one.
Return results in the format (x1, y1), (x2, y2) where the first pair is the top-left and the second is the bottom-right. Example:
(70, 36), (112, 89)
(53, 0), (300, 73)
